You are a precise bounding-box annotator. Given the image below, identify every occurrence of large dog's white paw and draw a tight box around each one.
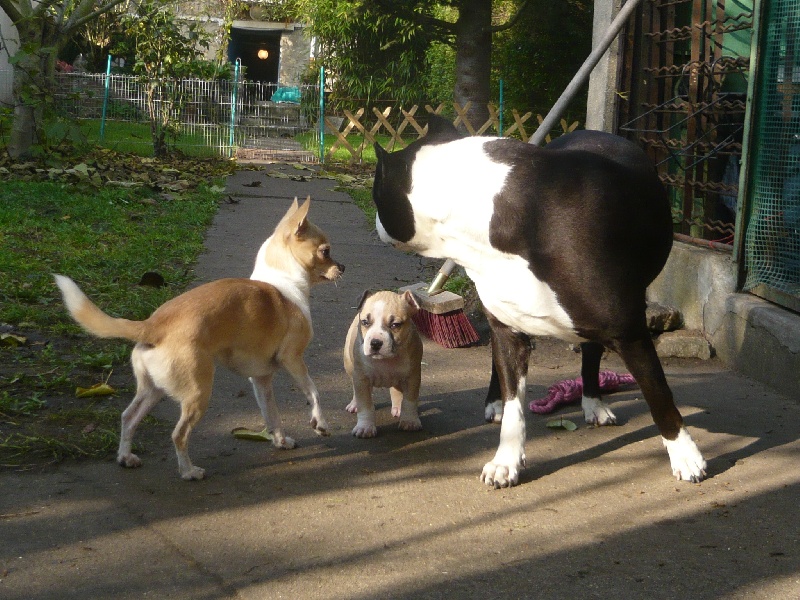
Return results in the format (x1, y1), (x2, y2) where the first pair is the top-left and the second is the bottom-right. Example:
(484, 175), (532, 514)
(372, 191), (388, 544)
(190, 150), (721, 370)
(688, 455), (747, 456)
(480, 455), (525, 488)
(345, 399), (358, 413)
(117, 452), (142, 469)
(352, 423), (378, 438)
(582, 396), (617, 426)
(663, 428), (706, 483)
(484, 400), (503, 423)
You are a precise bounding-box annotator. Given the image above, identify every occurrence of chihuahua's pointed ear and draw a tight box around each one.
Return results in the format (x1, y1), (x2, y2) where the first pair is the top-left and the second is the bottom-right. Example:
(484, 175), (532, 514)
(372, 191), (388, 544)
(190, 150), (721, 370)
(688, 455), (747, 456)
(294, 196), (311, 235)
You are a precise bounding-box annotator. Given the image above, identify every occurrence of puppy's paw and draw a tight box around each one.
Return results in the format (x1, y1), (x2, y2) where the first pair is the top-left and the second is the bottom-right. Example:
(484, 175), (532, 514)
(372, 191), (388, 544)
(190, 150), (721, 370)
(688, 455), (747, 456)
(273, 433), (297, 449)
(180, 466), (205, 481)
(391, 406), (402, 418)
(398, 417), (422, 431)
(117, 452), (142, 469)
(663, 428), (707, 483)
(345, 399), (358, 413)
(352, 423), (378, 438)
(484, 400), (503, 424)
(582, 396), (617, 426)
(480, 460), (522, 488)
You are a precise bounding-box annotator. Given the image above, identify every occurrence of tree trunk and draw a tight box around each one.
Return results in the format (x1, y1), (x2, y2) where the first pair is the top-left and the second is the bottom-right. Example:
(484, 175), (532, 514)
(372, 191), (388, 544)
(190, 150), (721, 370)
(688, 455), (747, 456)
(453, 0), (492, 132)
(8, 22), (47, 158)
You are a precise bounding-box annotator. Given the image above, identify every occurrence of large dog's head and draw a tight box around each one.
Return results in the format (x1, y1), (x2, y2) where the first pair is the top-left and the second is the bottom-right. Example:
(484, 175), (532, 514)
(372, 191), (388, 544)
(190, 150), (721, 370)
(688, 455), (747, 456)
(372, 115), (462, 251)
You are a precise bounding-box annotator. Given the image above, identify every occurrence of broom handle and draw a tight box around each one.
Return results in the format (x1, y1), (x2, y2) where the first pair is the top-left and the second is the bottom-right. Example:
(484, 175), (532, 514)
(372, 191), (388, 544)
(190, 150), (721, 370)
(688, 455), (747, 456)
(529, 0), (644, 146)
(428, 258), (457, 295)
(428, 0), (642, 294)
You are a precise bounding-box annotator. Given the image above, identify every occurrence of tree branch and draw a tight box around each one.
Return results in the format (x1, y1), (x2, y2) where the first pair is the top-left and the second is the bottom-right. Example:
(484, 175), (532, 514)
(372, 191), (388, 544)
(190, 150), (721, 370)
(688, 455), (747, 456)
(0, 0), (24, 25)
(489, 0), (533, 34)
(64, 0), (128, 33)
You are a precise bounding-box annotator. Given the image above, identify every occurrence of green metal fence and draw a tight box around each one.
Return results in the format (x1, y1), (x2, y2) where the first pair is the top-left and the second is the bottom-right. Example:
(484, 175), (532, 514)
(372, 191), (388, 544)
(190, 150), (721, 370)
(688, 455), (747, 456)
(742, 0), (800, 311)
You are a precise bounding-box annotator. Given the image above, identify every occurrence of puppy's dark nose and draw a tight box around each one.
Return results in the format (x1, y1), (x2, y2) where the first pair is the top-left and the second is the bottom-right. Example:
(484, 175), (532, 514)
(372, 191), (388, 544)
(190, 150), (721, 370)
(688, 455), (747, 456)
(370, 339), (383, 351)
(337, 262), (345, 273)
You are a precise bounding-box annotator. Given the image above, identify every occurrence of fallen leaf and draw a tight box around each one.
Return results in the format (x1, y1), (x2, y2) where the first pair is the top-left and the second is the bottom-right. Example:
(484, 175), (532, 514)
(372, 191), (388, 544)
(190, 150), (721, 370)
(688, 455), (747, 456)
(75, 383), (116, 398)
(1, 333), (27, 346)
(546, 418), (577, 431)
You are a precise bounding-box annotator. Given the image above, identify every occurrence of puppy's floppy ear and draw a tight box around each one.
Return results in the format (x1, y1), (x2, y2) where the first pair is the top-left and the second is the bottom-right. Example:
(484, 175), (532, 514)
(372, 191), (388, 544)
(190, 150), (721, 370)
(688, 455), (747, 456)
(355, 289), (371, 312)
(401, 290), (421, 315)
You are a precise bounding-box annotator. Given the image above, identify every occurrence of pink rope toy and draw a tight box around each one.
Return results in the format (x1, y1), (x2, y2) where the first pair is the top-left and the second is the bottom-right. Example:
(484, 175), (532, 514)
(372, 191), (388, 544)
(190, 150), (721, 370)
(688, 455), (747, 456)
(528, 370), (637, 414)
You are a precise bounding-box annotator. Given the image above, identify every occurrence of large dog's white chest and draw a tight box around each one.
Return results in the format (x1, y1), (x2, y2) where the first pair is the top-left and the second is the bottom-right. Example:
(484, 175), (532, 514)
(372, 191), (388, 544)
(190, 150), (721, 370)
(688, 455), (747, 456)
(467, 257), (581, 342)
(401, 139), (581, 341)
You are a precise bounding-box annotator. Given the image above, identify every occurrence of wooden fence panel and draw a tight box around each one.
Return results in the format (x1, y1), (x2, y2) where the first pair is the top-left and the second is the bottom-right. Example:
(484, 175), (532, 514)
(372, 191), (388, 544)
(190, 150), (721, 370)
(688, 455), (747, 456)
(325, 102), (579, 163)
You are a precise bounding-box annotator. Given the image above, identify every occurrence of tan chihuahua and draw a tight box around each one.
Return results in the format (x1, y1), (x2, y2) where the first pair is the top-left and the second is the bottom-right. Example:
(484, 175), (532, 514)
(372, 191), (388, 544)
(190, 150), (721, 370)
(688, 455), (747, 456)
(344, 290), (423, 437)
(54, 197), (344, 480)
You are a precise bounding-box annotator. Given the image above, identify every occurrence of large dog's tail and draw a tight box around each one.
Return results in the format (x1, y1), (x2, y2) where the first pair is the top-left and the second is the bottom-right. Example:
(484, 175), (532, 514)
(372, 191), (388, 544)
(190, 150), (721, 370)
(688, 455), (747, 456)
(54, 274), (146, 342)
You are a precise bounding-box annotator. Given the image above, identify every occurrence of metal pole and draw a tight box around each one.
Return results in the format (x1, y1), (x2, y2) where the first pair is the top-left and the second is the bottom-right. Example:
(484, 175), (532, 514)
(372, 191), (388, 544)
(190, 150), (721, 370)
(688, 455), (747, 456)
(99, 55), (112, 142)
(319, 66), (325, 164)
(229, 59), (240, 159)
(529, 0), (644, 146)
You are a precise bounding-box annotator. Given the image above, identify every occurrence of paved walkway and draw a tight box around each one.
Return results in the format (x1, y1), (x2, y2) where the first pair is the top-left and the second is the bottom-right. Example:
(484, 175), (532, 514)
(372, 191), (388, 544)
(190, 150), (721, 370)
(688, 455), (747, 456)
(1, 166), (798, 599)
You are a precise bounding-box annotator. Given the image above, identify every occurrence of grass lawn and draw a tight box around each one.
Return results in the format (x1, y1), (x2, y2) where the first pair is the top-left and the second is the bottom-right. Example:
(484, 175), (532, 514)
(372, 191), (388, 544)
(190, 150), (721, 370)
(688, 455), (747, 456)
(0, 178), (224, 468)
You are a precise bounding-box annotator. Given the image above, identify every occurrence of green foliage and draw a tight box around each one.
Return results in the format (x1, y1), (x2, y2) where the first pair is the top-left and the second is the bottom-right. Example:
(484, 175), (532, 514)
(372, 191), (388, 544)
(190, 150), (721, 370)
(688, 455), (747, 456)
(291, 0), (436, 107)
(493, 0), (593, 116)
(115, 0), (214, 156)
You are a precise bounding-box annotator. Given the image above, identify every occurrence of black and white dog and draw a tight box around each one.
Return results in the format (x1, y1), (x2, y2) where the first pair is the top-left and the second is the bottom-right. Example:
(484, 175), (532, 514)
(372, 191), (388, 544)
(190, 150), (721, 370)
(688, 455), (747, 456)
(372, 115), (707, 488)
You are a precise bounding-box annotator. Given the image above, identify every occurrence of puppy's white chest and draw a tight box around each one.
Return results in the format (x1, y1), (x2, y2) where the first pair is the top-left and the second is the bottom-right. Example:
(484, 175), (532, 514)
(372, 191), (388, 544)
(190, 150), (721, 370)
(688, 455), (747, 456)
(359, 355), (411, 388)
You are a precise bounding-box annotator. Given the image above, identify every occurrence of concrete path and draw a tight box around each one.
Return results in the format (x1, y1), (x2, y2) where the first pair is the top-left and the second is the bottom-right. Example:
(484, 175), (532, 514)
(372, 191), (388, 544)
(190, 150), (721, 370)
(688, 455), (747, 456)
(1, 165), (798, 599)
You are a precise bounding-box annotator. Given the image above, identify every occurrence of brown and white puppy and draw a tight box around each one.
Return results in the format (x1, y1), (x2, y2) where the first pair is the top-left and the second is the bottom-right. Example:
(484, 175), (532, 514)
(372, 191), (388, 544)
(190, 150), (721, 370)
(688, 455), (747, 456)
(54, 197), (344, 480)
(344, 290), (423, 437)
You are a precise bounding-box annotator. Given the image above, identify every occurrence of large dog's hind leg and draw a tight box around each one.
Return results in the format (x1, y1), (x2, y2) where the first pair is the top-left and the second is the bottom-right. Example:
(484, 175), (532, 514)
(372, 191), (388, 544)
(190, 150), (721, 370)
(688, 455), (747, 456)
(480, 312), (530, 488)
(611, 335), (706, 482)
(580, 341), (618, 426)
(251, 373), (296, 449)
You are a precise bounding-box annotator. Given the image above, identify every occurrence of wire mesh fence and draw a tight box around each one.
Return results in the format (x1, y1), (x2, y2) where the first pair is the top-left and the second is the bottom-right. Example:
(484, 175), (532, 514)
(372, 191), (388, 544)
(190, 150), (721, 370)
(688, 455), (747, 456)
(45, 72), (321, 161)
(742, 0), (800, 309)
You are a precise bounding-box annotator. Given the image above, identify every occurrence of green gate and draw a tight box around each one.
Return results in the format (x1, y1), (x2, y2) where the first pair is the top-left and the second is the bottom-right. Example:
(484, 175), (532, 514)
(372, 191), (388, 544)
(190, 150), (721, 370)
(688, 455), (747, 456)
(742, 0), (800, 312)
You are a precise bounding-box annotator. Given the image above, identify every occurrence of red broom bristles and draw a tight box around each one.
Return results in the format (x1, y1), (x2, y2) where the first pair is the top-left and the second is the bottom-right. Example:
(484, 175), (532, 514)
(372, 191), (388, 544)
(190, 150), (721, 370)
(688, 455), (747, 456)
(412, 307), (480, 349)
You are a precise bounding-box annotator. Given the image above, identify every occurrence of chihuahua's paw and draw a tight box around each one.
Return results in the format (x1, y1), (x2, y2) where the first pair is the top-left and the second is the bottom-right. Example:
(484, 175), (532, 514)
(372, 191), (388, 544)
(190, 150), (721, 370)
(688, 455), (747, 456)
(391, 405), (402, 418)
(352, 423), (378, 438)
(345, 399), (358, 413)
(117, 452), (142, 469)
(180, 466), (205, 481)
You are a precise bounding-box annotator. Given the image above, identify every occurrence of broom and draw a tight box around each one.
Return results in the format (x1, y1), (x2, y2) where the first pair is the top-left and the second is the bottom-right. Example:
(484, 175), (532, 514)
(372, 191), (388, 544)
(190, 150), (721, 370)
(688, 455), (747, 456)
(399, 259), (479, 349)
